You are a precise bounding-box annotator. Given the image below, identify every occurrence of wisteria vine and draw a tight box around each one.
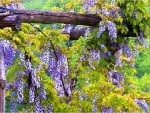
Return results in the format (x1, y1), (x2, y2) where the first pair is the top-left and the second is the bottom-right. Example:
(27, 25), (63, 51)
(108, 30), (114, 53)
(1, 0), (149, 113)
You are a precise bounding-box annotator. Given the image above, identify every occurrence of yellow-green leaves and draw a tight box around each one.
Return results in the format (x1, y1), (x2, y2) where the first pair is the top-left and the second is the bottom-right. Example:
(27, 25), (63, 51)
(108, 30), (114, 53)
(102, 93), (138, 112)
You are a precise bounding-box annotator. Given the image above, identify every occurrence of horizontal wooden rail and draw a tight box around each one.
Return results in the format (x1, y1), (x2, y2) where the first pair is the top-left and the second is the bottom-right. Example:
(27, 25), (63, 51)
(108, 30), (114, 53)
(0, 7), (101, 27)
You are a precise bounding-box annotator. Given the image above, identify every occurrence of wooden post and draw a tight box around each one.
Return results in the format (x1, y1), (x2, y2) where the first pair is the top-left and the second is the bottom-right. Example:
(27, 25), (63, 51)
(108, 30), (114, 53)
(0, 51), (6, 113)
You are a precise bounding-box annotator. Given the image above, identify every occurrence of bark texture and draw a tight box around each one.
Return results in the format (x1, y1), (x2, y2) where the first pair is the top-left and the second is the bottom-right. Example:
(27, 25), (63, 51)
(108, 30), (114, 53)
(0, 15), (21, 30)
(0, 8), (101, 27)
(12, 9), (101, 26)
(0, 52), (5, 113)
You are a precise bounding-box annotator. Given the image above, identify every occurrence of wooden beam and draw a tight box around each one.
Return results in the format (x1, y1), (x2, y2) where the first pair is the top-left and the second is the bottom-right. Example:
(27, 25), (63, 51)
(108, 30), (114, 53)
(11, 9), (101, 26)
(69, 28), (86, 40)
(0, 15), (21, 30)
(62, 28), (86, 40)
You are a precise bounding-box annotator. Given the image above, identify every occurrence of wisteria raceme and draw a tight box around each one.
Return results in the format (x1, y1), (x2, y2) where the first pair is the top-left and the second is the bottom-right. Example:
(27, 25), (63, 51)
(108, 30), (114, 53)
(4, 46), (15, 66)
(48, 50), (69, 96)
(19, 53), (25, 66)
(123, 44), (132, 57)
(40, 49), (50, 65)
(10, 91), (17, 113)
(101, 5), (119, 18)
(87, 0), (95, 6)
(135, 99), (149, 113)
(102, 107), (113, 113)
(59, 53), (68, 77)
(106, 21), (117, 39)
(113, 71), (124, 87)
(52, 75), (64, 97)
(31, 68), (40, 87)
(14, 79), (24, 103)
(25, 59), (32, 76)
(34, 97), (44, 113)
(97, 23), (106, 38)
(90, 49), (100, 61)
(115, 49), (122, 67)
(48, 53), (57, 76)
(79, 54), (87, 62)
(83, 0), (96, 13)
(109, 8), (118, 18)
(25, 57), (47, 105)
(47, 105), (53, 113)
(0, 40), (15, 67)
(29, 86), (35, 103)
(10, 100), (17, 113)
(79, 49), (100, 69)
(108, 70), (124, 87)
(101, 7), (110, 16)
(88, 49), (100, 69)
(39, 86), (46, 100)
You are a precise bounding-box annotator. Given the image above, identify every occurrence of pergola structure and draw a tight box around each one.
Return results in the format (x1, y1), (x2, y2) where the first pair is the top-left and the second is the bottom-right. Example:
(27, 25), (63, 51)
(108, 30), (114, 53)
(0, 6), (146, 112)
(0, 7), (101, 113)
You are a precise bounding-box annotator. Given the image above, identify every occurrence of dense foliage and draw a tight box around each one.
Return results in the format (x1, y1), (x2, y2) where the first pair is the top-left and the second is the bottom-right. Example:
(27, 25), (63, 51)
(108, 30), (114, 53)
(0, 0), (150, 112)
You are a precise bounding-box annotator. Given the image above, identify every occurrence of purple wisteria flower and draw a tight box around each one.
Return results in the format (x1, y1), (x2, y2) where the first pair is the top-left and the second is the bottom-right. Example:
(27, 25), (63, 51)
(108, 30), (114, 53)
(34, 97), (44, 113)
(106, 21), (117, 39)
(135, 99), (149, 113)
(115, 49), (122, 67)
(97, 23), (106, 38)
(0, 40), (15, 67)
(83, 0), (95, 13)
(14, 79), (24, 103)
(123, 44), (132, 57)
(102, 107), (113, 113)
(29, 86), (35, 103)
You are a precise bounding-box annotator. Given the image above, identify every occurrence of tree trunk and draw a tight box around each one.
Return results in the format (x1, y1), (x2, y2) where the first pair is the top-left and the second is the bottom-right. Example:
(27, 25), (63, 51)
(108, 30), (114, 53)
(0, 52), (6, 113)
